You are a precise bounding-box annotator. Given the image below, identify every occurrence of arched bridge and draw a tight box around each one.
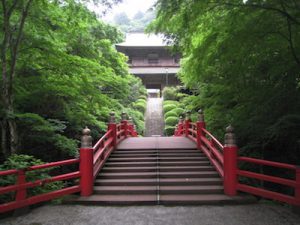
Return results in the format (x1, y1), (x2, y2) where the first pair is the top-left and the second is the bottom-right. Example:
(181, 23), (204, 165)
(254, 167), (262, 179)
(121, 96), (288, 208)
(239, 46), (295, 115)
(0, 111), (299, 212)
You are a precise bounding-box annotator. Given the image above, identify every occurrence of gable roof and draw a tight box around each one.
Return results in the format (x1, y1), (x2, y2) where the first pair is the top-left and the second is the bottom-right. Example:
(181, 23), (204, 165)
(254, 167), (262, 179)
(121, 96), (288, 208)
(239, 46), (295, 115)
(116, 32), (168, 47)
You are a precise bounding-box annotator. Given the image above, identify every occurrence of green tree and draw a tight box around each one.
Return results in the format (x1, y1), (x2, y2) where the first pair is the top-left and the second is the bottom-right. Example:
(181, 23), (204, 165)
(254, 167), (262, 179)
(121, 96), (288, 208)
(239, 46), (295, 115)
(150, 0), (300, 163)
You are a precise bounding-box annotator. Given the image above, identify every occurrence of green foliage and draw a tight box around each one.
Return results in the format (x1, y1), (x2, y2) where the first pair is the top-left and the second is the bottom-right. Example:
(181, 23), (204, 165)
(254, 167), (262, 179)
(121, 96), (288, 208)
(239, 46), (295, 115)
(0, 154), (63, 203)
(162, 87), (179, 100)
(164, 126), (175, 136)
(164, 111), (178, 120)
(165, 116), (178, 127)
(163, 104), (177, 113)
(0, 0), (146, 161)
(163, 100), (179, 106)
(170, 108), (185, 117)
(133, 101), (147, 114)
(151, 0), (300, 164)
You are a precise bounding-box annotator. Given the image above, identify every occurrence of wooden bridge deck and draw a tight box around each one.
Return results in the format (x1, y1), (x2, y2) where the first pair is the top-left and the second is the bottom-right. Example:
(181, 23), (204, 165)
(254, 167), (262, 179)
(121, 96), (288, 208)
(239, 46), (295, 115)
(117, 137), (197, 150)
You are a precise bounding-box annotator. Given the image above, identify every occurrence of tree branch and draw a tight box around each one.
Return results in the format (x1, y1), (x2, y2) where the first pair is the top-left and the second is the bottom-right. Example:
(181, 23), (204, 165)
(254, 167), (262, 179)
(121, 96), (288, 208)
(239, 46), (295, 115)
(8, 0), (33, 100)
(209, 1), (300, 26)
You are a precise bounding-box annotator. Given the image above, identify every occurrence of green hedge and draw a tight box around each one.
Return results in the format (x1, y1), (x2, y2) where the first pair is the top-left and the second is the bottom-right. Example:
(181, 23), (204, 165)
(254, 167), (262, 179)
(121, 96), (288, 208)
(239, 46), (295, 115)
(165, 116), (178, 126)
(163, 100), (179, 106)
(163, 104), (177, 113)
(164, 111), (178, 120)
(133, 101), (146, 113)
(164, 126), (175, 136)
(170, 108), (185, 116)
(162, 87), (178, 100)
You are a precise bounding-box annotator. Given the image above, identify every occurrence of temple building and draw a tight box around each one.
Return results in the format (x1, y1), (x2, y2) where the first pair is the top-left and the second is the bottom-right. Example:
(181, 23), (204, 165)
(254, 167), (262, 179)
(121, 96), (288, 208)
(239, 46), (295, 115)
(116, 33), (181, 95)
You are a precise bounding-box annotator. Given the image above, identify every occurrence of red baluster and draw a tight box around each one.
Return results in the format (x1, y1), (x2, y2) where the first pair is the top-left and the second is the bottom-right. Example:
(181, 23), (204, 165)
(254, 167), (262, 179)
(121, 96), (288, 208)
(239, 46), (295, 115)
(223, 125), (238, 196)
(80, 127), (93, 196)
(15, 170), (27, 202)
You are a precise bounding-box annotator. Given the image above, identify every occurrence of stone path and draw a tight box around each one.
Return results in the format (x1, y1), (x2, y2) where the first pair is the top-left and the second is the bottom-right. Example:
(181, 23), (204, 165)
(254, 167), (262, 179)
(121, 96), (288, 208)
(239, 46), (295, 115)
(144, 97), (164, 136)
(1, 204), (299, 225)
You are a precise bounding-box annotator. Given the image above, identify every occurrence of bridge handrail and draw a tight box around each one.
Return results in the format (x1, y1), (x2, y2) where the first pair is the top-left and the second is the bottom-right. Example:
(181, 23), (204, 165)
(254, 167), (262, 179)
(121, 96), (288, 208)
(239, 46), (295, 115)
(173, 110), (300, 207)
(0, 112), (138, 214)
(0, 158), (80, 214)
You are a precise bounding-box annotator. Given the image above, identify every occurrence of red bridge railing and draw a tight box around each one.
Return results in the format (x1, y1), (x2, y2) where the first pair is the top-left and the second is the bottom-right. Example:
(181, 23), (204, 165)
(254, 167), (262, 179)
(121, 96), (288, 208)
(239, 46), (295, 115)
(174, 110), (300, 207)
(0, 112), (138, 213)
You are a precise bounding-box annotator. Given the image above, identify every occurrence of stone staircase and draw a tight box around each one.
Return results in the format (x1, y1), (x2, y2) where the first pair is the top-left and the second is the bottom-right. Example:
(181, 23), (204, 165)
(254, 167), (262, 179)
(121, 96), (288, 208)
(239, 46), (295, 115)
(75, 137), (255, 205)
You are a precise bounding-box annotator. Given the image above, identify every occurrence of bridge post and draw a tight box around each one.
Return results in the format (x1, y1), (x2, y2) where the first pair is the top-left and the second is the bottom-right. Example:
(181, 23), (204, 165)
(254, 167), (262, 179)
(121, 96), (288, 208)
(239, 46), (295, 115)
(179, 116), (184, 136)
(196, 109), (206, 149)
(80, 126), (93, 196)
(185, 111), (191, 137)
(121, 112), (128, 138)
(223, 125), (238, 196)
(108, 112), (117, 147)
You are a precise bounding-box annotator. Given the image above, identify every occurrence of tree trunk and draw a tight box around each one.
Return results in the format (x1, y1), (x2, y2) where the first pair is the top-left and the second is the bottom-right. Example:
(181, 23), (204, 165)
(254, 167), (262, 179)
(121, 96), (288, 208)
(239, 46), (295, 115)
(0, 120), (8, 158)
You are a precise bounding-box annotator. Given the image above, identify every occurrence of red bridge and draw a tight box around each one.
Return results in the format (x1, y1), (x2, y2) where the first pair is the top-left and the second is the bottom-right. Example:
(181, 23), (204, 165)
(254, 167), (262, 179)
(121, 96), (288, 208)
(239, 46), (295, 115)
(0, 111), (299, 212)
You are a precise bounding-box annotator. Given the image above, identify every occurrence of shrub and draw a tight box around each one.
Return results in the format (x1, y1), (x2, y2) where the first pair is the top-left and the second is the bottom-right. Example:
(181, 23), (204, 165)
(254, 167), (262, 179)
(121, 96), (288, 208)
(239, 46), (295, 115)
(164, 126), (175, 136)
(171, 108), (185, 116)
(0, 154), (63, 203)
(136, 98), (147, 105)
(139, 95), (148, 100)
(165, 116), (178, 126)
(163, 104), (177, 113)
(162, 87), (178, 100)
(133, 101), (146, 113)
(163, 100), (179, 106)
(164, 111), (178, 120)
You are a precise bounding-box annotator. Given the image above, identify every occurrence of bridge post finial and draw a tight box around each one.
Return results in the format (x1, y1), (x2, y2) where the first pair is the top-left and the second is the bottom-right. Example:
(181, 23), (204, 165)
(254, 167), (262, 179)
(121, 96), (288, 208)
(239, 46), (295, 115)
(109, 112), (116, 124)
(224, 125), (236, 147)
(81, 126), (92, 148)
(185, 110), (191, 121)
(179, 115), (184, 123)
(198, 109), (204, 122)
(121, 112), (127, 121)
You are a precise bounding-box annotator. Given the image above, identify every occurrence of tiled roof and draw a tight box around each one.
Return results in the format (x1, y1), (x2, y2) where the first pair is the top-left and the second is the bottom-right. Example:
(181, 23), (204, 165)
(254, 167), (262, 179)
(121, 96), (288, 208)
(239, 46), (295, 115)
(116, 33), (168, 47)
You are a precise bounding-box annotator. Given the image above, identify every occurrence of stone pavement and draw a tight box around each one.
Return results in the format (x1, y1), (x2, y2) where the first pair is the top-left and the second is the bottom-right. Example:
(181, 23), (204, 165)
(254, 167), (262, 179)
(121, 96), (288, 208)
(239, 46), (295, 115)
(145, 98), (164, 137)
(1, 203), (300, 225)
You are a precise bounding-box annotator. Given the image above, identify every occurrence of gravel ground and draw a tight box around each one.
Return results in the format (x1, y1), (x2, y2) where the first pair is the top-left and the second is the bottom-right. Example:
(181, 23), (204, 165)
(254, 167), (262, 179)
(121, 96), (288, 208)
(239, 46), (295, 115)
(1, 203), (300, 225)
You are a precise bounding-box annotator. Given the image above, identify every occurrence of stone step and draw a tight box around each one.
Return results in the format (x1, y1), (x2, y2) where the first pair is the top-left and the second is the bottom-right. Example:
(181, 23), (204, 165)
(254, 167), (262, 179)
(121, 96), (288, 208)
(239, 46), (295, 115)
(97, 171), (219, 179)
(93, 185), (223, 195)
(105, 161), (210, 167)
(94, 177), (223, 186)
(94, 185), (156, 194)
(107, 157), (209, 162)
(102, 166), (215, 173)
(72, 194), (256, 205)
(110, 152), (204, 158)
(113, 149), (201, 154)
